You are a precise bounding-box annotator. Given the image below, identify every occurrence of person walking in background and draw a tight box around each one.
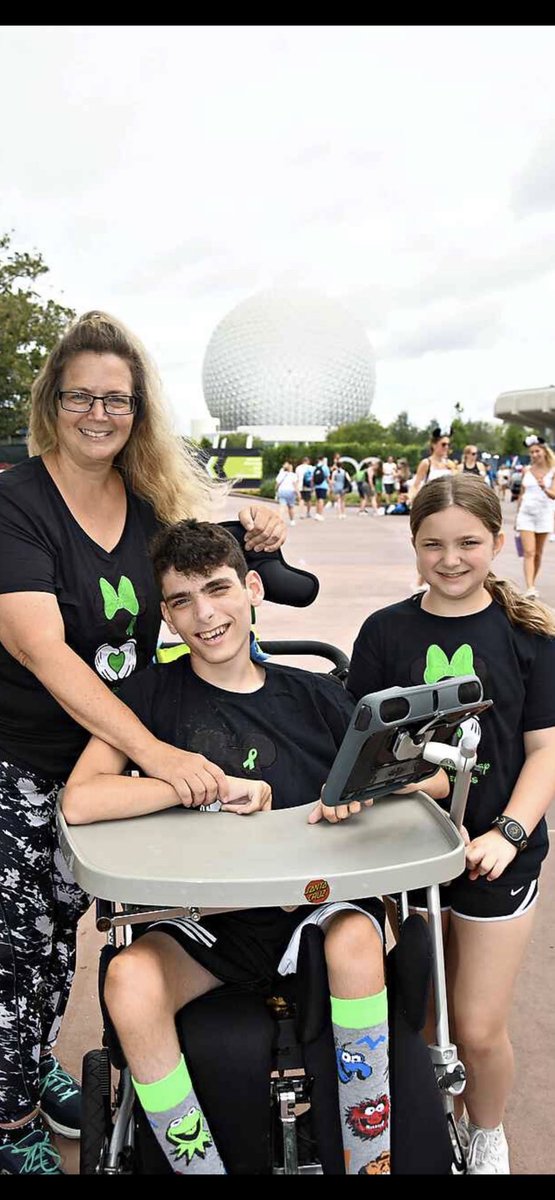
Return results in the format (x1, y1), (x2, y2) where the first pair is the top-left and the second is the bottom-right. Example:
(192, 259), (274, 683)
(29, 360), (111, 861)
(355, 461), (375, 514)
(295, 456), (314, 519)
(373, 458), (385, 514)
(459, 445), (487, 481)
(275, 460), (299, 526)
(312, 455), (330, 521)
(347, 475), (555, 1175)
(330, 457), (351, 519)
(496, 466), (511, 502)
(409, 429), (456, 590)
(382, 455), (398, 503)
(514, 435), (555, 598)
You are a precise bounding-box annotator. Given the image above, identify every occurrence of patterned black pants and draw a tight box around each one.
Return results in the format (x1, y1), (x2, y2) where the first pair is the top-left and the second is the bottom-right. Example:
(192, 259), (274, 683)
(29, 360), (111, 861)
(0, 758), (91, 1122)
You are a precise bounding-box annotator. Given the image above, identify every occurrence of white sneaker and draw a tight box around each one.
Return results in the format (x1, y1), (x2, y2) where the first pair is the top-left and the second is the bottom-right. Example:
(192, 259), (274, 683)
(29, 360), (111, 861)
(289, 519), (296, 526)
(313, 513), (324, 522)
(466, 1123), (510, 1174)
(456, 1114), (470, 1152)
(524, 587), (538, 598)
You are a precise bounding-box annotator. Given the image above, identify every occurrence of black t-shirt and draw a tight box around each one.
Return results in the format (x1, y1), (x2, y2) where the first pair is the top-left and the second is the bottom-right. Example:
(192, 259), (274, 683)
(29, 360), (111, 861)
(0, 457), (162, 777)
(347, 596), (555, 881)
(118, 657), (355, 809)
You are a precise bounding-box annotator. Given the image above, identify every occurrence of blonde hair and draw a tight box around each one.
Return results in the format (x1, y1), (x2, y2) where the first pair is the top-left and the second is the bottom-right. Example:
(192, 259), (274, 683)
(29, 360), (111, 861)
(28, 310), (225, 524)
(410, 475), (555, 637)
(529, 442), (555, 470)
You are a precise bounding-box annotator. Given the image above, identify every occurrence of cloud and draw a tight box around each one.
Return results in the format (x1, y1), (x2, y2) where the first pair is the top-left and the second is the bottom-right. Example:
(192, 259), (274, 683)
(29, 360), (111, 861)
(378, 299), (503, 360)
(512, 126), (555, 216)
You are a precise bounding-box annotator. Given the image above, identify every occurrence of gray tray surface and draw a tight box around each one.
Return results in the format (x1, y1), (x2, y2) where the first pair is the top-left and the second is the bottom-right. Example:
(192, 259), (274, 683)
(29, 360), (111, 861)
(57, 792), (464, 907)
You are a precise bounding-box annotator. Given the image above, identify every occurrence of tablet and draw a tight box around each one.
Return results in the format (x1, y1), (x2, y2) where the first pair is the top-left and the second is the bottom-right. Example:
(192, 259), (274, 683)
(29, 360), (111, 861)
(322, 675), (492, 807)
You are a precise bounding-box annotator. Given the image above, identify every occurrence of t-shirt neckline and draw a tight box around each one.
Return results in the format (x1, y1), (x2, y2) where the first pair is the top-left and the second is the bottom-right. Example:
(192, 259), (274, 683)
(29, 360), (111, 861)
(38, 456), (130, 558)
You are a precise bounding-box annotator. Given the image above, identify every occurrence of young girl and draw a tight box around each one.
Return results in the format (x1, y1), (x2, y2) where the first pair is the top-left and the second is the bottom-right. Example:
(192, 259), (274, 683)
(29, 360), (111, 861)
(347, 475), (555, 1175)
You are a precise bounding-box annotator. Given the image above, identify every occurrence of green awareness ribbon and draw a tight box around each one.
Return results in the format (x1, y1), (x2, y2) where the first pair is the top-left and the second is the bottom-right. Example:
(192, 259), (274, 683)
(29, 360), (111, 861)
(242, 748), (258, 771)
(423, 643), (474, 684)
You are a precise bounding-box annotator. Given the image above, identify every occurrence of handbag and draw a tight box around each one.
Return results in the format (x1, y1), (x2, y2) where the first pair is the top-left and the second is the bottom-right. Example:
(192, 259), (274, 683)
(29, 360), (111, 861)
(514, 532), (524, 557)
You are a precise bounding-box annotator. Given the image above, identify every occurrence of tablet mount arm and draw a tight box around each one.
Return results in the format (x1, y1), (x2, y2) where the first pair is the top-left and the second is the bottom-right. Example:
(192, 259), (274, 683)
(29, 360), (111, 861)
(393, 715), (481, 831)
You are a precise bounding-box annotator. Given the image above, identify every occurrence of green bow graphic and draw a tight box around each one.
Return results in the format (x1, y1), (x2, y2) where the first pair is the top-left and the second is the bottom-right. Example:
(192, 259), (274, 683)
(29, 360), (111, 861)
(99, 576), (139, 620)
(424, 643), (474, 684)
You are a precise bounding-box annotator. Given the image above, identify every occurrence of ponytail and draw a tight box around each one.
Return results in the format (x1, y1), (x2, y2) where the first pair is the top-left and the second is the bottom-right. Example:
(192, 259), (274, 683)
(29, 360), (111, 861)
(485, 573), (555, 636)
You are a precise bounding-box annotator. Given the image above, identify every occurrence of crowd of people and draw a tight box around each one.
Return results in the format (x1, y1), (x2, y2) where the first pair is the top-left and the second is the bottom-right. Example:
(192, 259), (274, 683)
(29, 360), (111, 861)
(0, 307), (553, 1176)
(276, 430), (555, 600)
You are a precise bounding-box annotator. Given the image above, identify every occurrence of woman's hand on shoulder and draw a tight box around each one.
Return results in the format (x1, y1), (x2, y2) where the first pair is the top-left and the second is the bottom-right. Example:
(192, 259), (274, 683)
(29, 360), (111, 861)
(238, 503), (287, 552)
(464, 828), (517, 881)
(220, 776), (272, 815)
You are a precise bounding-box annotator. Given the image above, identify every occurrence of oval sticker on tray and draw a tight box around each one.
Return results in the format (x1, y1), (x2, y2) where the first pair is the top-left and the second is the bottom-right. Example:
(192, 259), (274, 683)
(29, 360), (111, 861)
(304, 878), (330, 904)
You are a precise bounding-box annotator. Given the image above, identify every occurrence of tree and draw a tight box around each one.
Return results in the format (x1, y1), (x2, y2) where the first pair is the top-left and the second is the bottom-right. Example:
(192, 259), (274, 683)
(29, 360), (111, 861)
(0, 232), (75, 438)
(386, 410), (420, 445)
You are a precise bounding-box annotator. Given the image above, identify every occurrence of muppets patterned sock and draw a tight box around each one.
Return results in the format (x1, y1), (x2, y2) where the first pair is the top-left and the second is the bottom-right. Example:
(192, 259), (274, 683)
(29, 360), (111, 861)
(331, 989), (391, 1175)
(133, 1055), (224, 1174)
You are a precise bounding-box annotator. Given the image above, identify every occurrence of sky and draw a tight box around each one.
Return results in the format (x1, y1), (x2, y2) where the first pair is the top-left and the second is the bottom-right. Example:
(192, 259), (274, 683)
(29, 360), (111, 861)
(2, 24), (555, 436)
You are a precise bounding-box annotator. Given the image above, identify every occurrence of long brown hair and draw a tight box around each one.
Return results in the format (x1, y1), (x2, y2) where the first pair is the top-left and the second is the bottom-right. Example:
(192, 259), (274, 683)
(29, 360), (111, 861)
(28, 310), (224, 524)
(410, 475), (555, 636)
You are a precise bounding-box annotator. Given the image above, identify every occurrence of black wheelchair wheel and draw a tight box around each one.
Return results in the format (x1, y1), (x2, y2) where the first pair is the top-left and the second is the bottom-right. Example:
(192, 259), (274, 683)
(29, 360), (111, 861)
(80, 1049), (112, 1175)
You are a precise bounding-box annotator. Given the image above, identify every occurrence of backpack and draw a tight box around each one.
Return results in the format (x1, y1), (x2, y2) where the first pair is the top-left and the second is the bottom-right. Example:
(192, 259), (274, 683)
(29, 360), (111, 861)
(302, 468), (313, 488)
(313, 464), (325, 486)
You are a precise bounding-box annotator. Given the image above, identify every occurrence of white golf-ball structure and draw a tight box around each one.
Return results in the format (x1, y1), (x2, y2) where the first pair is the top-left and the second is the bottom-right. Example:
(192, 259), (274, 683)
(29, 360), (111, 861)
(202, 289), (375, 430)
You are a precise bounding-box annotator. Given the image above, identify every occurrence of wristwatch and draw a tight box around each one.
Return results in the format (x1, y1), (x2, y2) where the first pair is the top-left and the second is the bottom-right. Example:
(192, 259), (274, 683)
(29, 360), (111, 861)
(491, 815), (528, 853)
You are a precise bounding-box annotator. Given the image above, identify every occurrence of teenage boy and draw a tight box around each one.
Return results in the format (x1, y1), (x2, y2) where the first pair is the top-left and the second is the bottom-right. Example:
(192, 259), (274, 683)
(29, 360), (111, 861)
(62, 520), (447, 1175)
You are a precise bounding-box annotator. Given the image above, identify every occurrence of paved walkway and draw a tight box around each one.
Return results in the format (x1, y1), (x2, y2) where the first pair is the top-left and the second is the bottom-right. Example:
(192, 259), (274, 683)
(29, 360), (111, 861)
(55, 494), (555, 1174)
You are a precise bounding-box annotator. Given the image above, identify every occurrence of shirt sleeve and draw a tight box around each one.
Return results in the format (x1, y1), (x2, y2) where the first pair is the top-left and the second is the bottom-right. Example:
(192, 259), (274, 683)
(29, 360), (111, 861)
(0, 489), (56, 595)
(523, 635), (555, 732)
(347, 615), (388, 702)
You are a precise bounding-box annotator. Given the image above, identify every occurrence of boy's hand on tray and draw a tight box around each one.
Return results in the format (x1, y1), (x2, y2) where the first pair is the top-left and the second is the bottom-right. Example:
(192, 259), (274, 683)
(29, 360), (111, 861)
(308, 786), (374, 825)
(220, 776), (272, 815)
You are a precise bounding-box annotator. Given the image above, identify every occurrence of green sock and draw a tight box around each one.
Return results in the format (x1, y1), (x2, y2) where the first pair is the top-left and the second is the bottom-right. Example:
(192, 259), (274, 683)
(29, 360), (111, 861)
(331, 989), (391, 1175)
(133, 1055), (224, 1174)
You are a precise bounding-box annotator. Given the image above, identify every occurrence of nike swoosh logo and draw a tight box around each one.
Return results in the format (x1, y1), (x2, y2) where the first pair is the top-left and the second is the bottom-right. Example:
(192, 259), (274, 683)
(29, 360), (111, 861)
(510, 887), (525, 896)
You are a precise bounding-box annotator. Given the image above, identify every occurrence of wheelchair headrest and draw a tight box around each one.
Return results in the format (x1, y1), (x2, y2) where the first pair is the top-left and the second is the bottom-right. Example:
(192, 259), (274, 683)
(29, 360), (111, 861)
(222, 520), (319, 607)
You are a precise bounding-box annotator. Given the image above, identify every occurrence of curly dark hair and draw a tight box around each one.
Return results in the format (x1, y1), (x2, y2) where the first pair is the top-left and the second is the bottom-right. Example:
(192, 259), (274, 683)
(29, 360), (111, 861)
(150, 519), (248, 589)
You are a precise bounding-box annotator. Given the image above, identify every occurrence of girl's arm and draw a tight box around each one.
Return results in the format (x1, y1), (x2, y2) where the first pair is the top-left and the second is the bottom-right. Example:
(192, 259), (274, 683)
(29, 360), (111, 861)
(465, 727), (555, 881)
(408, 459), (427, 502)
(0, 591), (229, 805)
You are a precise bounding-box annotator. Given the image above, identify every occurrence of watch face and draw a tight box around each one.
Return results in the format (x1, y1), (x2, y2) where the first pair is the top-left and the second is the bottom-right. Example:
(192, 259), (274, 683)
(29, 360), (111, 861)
(505, 821), (524, 842)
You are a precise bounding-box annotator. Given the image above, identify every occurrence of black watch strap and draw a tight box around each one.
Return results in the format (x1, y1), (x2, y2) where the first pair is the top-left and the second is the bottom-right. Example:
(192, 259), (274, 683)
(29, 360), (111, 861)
(491, 815), (528, 853)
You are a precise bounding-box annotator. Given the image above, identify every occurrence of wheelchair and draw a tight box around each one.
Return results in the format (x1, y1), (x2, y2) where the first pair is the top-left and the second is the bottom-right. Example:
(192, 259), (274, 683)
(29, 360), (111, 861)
(57, 531), (484, 1175)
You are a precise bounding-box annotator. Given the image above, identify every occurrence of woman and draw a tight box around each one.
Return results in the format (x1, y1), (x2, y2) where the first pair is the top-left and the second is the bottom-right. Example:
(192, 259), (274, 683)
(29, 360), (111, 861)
(459, 445), (487, 480)
(0, 310), (285, 1174)
(514, 435), (555, 598)
(329, 456), (350, 519)
(409, 429), (456, 590)
(275, 460), (299, 525)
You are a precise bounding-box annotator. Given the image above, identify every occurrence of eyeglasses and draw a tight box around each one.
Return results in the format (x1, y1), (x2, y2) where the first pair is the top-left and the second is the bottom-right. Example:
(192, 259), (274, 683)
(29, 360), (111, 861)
(467, 450), (477, 456)
(57, 390), (136, 416)
(439, 440), (450, 447)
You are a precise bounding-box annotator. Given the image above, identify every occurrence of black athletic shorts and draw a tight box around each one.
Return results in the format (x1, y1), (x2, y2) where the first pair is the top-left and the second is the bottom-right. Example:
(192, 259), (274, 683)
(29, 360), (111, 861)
(402, 870), (540, 922)
(147, 897), (385, 993)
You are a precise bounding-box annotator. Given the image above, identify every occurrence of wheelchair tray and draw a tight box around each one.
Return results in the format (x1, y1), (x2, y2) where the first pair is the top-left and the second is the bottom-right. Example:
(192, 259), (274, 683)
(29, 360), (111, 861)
(57, 792), (464, 908)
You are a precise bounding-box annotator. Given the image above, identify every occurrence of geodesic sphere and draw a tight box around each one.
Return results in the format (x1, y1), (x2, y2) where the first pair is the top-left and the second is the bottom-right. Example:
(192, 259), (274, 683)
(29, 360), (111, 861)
(202, 289), (375, 429)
